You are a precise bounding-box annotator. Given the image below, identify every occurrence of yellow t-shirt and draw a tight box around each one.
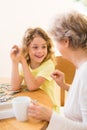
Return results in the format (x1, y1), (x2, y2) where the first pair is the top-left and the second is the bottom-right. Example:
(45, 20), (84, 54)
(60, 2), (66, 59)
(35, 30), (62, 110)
(19, 59), (59, 112)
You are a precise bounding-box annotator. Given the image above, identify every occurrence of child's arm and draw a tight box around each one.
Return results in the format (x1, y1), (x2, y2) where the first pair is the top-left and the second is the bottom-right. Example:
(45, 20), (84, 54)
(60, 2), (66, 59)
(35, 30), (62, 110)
(10, 45), (23, 90)
(21, 58), (46, 91)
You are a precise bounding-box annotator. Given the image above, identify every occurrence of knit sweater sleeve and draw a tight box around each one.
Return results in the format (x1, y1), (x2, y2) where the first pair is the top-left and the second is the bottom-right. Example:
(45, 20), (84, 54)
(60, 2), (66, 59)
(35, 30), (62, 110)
(46, 111), (87, 130)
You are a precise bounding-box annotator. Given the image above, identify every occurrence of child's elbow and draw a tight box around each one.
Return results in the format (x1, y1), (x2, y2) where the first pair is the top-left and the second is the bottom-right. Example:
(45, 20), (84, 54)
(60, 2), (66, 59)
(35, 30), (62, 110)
(27, 85), (39, 91)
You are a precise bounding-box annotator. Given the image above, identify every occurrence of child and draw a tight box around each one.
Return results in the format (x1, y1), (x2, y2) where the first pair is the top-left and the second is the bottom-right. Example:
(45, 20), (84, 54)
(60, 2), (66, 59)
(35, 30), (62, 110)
(10, 27), (59, 112)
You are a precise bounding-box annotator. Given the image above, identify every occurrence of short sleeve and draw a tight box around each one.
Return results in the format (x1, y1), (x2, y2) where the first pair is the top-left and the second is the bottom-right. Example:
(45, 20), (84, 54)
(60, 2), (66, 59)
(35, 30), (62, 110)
(37, 60), (55, 81)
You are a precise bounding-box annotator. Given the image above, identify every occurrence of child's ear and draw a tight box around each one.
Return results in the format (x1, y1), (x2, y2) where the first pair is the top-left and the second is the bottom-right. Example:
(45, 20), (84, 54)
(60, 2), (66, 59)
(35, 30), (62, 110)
(64, 38), (69, 48)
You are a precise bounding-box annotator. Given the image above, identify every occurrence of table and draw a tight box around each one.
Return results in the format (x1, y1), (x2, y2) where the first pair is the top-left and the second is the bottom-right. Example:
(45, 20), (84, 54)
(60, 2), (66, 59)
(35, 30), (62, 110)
(0, 78), (53, 130)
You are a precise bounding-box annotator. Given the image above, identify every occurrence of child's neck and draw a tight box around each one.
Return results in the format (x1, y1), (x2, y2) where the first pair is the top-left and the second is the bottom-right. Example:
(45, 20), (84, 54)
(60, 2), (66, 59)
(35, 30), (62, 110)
(30, 62), (41, 69)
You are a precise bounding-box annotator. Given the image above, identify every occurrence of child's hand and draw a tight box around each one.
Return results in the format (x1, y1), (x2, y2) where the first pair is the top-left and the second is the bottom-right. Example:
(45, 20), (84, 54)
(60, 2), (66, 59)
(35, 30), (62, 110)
(12, 45), (19, 54)
(10, 45), (22, 62)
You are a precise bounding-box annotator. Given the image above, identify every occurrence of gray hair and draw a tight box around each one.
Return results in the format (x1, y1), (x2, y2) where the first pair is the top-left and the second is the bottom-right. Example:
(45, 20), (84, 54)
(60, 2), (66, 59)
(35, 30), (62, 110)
(50, 11), (87, 50)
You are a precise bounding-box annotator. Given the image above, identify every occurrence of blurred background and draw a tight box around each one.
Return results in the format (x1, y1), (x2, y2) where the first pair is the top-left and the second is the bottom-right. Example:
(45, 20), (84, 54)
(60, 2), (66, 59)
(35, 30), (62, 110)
(0, 0), (87, 78)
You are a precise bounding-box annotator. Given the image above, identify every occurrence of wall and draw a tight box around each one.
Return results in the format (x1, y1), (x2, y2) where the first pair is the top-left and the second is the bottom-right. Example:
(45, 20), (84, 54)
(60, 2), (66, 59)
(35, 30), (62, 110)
(0, 0), (86, 77)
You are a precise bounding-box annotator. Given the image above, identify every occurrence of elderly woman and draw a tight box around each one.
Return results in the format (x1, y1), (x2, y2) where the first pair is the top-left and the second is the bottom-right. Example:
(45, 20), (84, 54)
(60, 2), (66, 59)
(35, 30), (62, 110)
(28, 11), (87, 130)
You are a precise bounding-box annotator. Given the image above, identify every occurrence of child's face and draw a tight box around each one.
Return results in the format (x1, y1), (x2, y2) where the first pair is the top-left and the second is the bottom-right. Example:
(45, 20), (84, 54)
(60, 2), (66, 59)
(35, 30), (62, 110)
(28, 36), (48, 65)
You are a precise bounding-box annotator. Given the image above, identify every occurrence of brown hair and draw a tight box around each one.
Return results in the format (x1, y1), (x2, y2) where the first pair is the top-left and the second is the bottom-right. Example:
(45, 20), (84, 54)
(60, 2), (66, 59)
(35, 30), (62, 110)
(21, 27), (55, 64)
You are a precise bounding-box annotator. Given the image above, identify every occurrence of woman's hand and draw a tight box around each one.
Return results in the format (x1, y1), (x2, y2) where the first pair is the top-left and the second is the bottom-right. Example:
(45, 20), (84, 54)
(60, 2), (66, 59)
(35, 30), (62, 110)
(51, 69), (70, 91)
(51, 69), (65, 86)
(28, 102), (52, 122)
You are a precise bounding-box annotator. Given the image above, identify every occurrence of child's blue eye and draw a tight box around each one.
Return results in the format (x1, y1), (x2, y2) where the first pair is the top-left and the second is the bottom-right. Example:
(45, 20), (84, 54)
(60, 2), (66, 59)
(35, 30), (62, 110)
(32, 46), (38, 49)
(42, 46), (47, 48)
(31, 45), (47, 49)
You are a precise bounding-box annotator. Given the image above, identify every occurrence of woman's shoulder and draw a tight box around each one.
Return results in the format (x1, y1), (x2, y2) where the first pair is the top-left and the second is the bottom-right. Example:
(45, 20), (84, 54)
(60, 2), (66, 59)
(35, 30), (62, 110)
(79, 61), (87, 75)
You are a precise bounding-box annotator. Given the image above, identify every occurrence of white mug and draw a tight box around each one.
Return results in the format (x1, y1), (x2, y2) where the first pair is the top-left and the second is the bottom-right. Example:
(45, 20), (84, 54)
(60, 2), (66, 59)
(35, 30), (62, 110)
(12, 96), (31, 122)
